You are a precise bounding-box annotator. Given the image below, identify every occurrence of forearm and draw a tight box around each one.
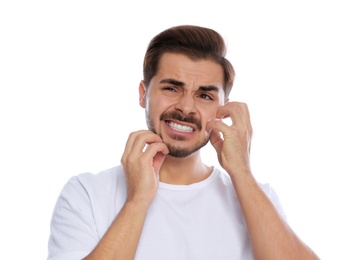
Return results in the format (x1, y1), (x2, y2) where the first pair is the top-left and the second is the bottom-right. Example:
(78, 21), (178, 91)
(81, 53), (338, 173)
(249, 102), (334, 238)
(84, 130), (167, 259)
(231, 171), (319, 260)
(83, 200), (149, 260)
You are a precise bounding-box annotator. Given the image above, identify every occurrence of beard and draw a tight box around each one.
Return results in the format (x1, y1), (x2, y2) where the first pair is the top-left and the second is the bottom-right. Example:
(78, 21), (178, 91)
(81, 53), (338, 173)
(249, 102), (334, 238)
(145, 110), (210, 158)
(163, 137), (210, 158)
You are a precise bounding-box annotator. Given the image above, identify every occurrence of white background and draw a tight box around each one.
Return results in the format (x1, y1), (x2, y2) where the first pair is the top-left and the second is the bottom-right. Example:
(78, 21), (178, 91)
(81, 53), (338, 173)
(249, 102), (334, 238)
(1, 1), (339, 259)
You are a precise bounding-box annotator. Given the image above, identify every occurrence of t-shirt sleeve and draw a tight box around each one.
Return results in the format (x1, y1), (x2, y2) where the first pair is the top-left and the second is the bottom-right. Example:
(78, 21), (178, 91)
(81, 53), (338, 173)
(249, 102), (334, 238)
(47, 176), (99, 260)
(261, 183), (287, 220)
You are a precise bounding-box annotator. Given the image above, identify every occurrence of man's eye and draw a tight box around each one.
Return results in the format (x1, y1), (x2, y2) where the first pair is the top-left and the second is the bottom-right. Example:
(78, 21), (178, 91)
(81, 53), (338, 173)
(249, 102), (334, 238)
(163, 87), (177, 92)
(200, 93), (213, 100)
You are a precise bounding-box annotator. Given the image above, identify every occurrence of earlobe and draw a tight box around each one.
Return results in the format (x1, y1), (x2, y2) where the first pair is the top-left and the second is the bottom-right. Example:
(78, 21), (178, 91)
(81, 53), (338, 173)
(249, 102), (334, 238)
(139, 80), (147, 108)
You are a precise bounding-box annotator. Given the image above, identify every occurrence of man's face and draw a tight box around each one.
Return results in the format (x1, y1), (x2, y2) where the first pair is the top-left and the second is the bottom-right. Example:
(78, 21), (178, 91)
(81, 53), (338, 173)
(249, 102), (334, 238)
(139, 53), (226, 158)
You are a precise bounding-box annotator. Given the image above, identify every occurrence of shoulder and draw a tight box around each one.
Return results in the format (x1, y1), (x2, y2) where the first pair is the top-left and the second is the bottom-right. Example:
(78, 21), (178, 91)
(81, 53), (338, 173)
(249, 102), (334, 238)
(213, 167), (286, 218)
(59, 165), (126, 204)
(75, 165), (125, 191)
(213, 167), (280, 196)
(48, 166), (126, 259)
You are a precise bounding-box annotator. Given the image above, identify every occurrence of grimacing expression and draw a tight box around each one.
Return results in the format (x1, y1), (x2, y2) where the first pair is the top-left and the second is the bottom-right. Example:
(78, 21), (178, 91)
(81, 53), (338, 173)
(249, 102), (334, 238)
(140, 53), (226, 158)
(148, 110), (208, 158)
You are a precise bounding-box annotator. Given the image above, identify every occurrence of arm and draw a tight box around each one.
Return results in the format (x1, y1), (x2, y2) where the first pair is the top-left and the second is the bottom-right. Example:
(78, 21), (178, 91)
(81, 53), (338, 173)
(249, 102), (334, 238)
(231, 170), (318, 260)
(84, 130), (168, 260)
(207, 102), (319, 260)
(83, 200), (148, 260)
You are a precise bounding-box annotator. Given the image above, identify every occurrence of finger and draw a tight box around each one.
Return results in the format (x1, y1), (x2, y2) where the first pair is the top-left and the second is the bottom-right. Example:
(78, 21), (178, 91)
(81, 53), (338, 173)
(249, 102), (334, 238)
(216, 102), (252, 134)
(142, 142), (169, 161)
(209, 128), (223, 149)
(142, 142), (169, 167)
(124, 130), (162, 154)
(236, 103), (253, 137)
(122, 130), (163, 162)
(123, 130), (147, 155)
(206, 119), (231, 139)
(216, 103), (242, 126)
(137, 143), (169, 174)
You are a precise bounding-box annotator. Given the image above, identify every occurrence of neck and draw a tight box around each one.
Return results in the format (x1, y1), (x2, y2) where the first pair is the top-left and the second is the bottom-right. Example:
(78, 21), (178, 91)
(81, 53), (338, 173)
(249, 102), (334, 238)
(159, 151), (213, 185)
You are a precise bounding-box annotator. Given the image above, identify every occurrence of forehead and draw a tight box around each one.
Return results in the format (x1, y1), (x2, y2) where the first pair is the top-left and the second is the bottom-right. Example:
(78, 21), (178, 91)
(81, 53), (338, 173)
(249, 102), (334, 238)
(154, 53), (224, 88)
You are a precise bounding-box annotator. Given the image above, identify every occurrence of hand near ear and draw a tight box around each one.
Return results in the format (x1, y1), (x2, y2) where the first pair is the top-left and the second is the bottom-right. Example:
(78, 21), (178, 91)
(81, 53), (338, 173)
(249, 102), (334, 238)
(206, 102), (252, 178)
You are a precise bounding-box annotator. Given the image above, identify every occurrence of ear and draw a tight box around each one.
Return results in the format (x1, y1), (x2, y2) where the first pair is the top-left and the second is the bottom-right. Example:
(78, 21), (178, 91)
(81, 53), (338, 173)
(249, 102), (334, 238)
(139, 80), (147, 108)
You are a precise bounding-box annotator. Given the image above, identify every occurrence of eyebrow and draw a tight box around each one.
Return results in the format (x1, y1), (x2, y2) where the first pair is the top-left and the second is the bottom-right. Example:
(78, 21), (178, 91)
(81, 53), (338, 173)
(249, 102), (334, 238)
(159, 78), (184, 86)
(159, 78), (220, 92)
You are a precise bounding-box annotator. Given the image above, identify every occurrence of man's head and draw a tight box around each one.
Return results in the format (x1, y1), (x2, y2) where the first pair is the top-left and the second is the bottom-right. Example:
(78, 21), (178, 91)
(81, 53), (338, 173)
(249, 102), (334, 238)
(139, 25), (235, 158)
(143, 25), (235, 100)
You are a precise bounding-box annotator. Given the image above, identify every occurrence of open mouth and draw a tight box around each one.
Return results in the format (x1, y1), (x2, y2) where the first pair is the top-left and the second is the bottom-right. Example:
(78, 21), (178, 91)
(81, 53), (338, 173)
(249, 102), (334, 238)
(166, 121), (194, 132)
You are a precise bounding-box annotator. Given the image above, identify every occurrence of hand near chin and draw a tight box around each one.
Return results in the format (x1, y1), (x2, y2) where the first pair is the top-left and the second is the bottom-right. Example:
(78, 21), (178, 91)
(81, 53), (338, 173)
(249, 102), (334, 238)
(121, 130), (169, 206)
(206, 102), (253, 179)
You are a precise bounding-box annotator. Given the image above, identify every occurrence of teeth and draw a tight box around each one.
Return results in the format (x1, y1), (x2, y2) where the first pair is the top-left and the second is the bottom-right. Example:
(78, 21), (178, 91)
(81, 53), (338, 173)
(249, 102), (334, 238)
(167, 122), (193, 132)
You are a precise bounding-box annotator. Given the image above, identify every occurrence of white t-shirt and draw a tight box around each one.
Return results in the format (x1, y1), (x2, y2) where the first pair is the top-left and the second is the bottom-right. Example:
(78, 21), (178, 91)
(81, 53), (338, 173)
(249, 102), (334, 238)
(48, 165), (286, 260)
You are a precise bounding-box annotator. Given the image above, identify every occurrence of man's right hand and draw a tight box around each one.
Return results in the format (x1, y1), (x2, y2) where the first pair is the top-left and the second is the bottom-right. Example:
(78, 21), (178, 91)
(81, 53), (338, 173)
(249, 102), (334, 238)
(84, 130), (168, 259)
(121, 130), (169, 207)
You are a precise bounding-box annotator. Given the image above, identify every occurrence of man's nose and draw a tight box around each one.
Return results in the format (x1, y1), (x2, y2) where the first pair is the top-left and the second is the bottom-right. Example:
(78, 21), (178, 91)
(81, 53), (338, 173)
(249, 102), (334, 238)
(174, 94), (197, 115)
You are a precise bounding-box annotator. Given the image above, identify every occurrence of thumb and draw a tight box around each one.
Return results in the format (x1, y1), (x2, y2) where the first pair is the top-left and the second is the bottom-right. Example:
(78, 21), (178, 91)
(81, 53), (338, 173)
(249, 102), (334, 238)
(209, 129), (223, 152)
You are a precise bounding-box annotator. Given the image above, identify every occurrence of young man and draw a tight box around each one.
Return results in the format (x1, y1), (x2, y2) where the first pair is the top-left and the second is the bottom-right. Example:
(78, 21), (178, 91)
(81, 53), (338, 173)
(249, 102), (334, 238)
(48, 25), (319, 259)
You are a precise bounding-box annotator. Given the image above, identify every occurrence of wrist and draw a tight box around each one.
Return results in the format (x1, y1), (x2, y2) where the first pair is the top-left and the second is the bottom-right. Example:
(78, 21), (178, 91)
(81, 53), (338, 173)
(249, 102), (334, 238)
(229, 167), (254, 186)
(125, 196), (153, 213)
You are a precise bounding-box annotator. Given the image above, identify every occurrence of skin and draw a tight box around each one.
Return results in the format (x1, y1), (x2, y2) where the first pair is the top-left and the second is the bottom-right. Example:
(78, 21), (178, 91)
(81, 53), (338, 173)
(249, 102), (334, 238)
(140, 52), (226, 184)
(84, 53), (319, 260)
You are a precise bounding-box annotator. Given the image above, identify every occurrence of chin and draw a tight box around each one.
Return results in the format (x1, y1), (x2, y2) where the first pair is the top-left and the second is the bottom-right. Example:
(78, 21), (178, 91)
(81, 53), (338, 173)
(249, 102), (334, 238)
(168, 149), (196, 158)
(166, 138), (210, 158)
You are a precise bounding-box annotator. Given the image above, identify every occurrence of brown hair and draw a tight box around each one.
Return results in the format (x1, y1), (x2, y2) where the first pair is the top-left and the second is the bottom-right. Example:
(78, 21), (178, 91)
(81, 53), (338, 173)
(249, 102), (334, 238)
(143, 25), (235, 99)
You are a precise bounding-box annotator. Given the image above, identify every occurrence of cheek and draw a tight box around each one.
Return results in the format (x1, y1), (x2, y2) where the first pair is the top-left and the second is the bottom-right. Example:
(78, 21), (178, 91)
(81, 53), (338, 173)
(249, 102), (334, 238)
(146, 99), (165, 122)
(201, 107), (218, 122)
(199, 106), (220, 132)
(149, 96), (175, 115)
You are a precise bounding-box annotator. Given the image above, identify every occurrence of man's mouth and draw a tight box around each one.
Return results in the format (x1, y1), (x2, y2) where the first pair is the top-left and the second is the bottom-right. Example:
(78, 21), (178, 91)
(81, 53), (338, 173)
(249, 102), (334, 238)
(160, 111), (202, 131)
(166, 121), (194, 132)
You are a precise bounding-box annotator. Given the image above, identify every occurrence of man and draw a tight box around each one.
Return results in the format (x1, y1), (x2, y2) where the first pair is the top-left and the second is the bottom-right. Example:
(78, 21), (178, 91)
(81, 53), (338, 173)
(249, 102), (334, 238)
(48, 25), (319, 259)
